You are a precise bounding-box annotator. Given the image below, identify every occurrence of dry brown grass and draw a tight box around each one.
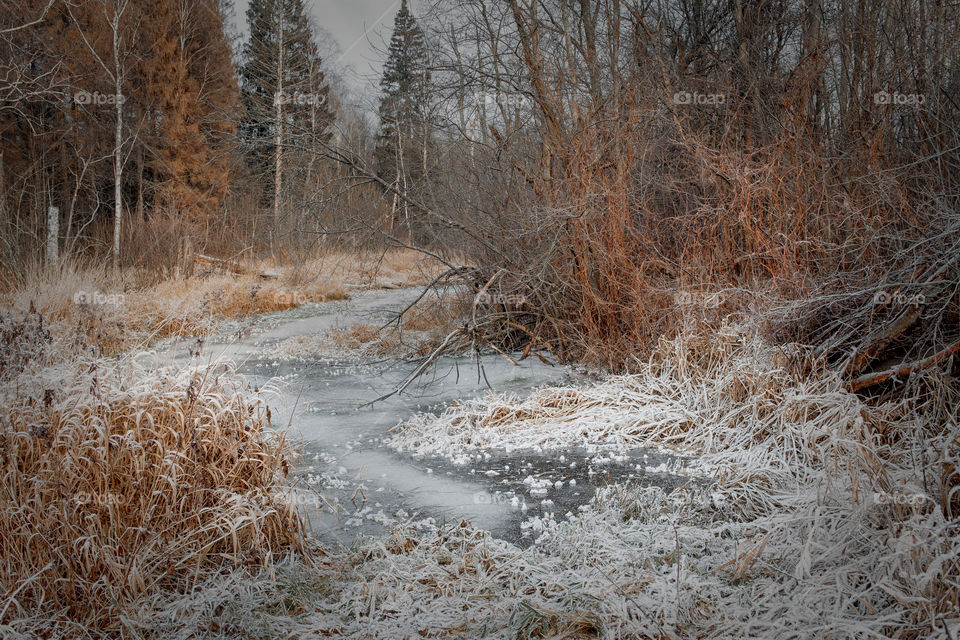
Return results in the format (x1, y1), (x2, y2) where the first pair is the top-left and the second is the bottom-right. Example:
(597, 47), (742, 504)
(329, 322), (381, 346)
(401, 294), (467, 333)
(0, 247), (443, 358)
(0, 258), (352, 356)
(327, 322), (401, 356)
(0, 316), (309, 635)
(131, 273), (347, 340)
(322, 293), (468, 359)
(300, 248), (448, 289)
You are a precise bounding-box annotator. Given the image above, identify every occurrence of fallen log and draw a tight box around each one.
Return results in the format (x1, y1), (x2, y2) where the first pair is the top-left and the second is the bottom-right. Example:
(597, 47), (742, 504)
(847, 340), (960, 392)
(194, 253), (246, 274)
(843, 304), (923, 378)
(842, 256), (959, 376)
(193, 254), (278, 279)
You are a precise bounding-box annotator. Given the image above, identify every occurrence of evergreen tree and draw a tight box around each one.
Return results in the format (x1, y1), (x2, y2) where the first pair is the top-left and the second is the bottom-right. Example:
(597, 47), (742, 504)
(240, 0), (333, 231)
(374, 0), (433, 222)
(141, 0), (238, 221)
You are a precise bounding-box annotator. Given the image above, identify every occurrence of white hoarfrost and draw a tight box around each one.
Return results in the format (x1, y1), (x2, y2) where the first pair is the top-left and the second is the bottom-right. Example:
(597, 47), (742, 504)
(135, 329), (957, 639)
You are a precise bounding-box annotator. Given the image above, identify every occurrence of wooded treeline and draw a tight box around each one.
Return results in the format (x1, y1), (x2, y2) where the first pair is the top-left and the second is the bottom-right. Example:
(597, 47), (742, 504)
(1, 0), (237, 267)
(0, 0), (386, 273)
(2, 0), (958, 379)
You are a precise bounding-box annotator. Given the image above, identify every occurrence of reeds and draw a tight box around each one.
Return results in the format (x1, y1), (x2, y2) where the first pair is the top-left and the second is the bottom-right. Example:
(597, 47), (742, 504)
(0, 315), (309, 635)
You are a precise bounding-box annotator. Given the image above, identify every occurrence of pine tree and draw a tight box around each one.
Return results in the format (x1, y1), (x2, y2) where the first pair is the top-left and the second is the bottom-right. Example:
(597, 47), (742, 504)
(240, 0), (333, 236)
(374, 0), (433, 223)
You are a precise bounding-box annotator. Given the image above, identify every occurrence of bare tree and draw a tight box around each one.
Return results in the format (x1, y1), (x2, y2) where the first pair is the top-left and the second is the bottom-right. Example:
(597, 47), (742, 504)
(67, 0), (135, 273)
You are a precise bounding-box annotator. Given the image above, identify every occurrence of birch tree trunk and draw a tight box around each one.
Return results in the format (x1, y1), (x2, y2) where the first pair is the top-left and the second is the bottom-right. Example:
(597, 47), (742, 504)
(273, 13), (284, 249)
(112, 71), (123, 272)
(111, 9), (124, 273)
(64, 0), (130, 273)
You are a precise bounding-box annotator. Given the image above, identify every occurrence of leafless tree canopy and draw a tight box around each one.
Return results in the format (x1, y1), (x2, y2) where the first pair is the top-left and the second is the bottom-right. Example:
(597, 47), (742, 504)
(1, 0), (958, 380)
(360, 0), (960, 381)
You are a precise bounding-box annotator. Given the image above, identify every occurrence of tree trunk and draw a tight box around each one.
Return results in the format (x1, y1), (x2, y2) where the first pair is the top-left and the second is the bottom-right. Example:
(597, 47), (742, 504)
(136, 144), (144, 223)
(46, 206), (58, 267)
(112, 23), (123, 273)
(397, 128), (409, 228)
(0, 150), (8, 261)
(273, 13), (284, 251)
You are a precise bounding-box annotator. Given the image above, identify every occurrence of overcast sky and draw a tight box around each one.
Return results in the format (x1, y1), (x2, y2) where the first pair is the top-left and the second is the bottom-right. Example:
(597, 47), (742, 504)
(230, 0), (426, 102)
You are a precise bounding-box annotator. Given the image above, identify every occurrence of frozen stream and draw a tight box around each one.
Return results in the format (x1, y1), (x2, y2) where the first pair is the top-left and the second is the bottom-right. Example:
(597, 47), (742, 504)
(166, 287), (690, 547)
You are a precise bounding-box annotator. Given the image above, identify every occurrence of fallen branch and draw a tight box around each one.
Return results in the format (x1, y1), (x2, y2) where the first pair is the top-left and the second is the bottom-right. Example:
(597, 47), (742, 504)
(843, 304), (923, 378)
(361, 327), (467, 407)
(842, 255), (960, 376)
(847, 340), (960, 392)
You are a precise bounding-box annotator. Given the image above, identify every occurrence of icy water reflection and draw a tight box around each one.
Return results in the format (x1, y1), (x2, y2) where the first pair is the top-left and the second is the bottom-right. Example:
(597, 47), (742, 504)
(169, 288), (692, 547)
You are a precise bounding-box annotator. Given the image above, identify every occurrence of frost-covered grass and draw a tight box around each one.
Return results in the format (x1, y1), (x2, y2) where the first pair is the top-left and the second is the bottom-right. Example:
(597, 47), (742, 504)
(126, 477), (957, 638)
(1, 259), (348, 357)
(0, 248), (445, 358)
(108, 327), (960, 639)
(378, 329), (959, 637)
(0, 315), (311, 637)
(5, 295), (957, 637)
(390, 331), (905, 517)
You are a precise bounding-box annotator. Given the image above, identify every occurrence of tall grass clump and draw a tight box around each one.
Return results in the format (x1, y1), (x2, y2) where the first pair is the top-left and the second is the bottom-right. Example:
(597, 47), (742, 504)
(0, 314), (309, 636)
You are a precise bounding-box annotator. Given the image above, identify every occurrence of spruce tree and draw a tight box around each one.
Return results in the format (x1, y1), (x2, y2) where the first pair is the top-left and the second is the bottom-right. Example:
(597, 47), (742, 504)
(374, 0), (433, 223)
(240, 0), (333, 231)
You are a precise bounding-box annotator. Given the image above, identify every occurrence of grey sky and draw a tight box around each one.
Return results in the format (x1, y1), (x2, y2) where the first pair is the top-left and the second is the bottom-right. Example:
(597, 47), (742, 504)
(230, 0), (426, 101)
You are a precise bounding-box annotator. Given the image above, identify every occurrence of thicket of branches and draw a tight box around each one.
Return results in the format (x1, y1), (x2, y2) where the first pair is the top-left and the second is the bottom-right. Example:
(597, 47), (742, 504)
(380, 0), (960, 386)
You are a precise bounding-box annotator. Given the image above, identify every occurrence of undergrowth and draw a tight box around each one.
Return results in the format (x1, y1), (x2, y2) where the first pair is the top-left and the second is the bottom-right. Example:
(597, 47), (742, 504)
(92, 326), (960, 639)
(0, 314), (312, 636)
